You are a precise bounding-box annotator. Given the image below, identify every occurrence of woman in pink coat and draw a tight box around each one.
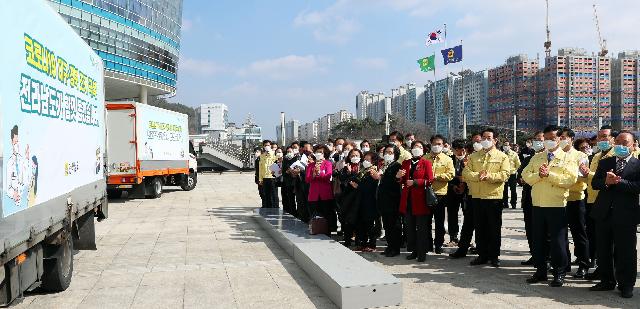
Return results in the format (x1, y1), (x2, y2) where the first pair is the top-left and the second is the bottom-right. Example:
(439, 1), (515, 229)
(306, 145), (336, 234)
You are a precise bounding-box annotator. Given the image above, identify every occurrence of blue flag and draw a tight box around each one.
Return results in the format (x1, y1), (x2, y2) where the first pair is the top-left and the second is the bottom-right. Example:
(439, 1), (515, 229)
(441, 45), (463, 65)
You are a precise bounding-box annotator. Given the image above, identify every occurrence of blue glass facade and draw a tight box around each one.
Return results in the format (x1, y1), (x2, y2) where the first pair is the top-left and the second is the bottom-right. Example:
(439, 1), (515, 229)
(47, 0), (182, 91)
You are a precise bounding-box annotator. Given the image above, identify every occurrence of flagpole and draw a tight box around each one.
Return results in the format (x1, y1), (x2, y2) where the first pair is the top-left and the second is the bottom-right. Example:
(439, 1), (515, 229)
(433, 52), (437, 135)
(460, 39), (466, 140)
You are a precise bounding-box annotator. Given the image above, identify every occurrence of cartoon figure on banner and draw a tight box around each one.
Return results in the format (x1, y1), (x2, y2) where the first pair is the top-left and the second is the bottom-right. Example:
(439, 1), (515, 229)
(5, 125), (33, 208)
(144, 142), (154, 159)
(95, 147), (102, 175)
(28, 156), (38, 207)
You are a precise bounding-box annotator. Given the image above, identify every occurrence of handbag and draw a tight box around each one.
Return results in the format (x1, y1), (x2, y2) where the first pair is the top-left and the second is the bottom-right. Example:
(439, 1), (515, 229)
(309, 215), (328, 235)
(425, 183), (438, 207)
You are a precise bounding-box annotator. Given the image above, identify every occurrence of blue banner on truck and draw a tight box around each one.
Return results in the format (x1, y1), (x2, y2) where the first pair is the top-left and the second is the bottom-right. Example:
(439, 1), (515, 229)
(0, 0), (105, 218)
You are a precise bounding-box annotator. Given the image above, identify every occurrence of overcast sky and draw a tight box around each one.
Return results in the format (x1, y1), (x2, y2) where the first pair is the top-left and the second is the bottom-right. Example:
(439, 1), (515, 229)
(174, 0), (640, 139)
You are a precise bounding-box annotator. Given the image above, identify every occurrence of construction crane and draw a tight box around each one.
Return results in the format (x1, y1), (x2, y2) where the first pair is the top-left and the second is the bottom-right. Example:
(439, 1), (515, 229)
(592, 3), (608, 57)
(544, 0), (552, 57)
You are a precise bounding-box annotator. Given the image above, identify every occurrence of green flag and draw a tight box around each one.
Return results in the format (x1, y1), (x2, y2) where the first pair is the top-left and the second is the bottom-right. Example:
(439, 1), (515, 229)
(417, 55), (435, 72)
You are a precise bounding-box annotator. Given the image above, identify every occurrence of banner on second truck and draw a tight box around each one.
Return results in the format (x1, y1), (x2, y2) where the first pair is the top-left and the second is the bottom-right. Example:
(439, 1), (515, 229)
(136, 104), (189, 161)
(0, 0), (105, 218)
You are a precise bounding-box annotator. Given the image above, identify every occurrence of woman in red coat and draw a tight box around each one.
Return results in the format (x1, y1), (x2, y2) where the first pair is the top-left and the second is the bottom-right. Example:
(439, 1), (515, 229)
(397, 141), (434, 262)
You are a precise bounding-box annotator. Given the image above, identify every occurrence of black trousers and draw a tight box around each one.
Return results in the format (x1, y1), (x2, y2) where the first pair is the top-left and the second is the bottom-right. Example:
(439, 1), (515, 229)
(294, 181), (310, 223)
(309, 199), (337, 233)
(585, 203), (597, 263)
(521, 187), (534, 254)
(432, 195), (447, 249)
(502, 174), (517, 207)
(595, 215), (638, 288)
(357, 219), (377, 248)
(458, 196), (475, 251)
(446, 194), (463, 241)
(532, 207), (568, 275)
(473, 199), (503, 260)
(382, 212), (402, 252)
(566, 199), (590, 267)
(281, 184), (297, 216)
(405, 199), (433, 257)
(261, 178), (278, 208)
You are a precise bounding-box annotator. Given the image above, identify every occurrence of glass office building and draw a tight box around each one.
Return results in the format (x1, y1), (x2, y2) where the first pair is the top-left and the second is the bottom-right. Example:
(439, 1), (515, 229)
(47, 0), (183, 102)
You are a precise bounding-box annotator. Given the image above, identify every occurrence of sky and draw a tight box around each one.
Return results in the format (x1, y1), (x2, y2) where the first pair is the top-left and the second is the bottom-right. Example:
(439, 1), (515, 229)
(174, 0), (640, 139)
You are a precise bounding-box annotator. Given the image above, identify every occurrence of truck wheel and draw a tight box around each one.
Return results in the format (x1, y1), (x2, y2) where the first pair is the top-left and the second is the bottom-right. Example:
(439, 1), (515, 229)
(41, 235), (73, 292)
(181, 172), (197, 191)
(147, 177), (163, 199)
(107, 189), (121, 199)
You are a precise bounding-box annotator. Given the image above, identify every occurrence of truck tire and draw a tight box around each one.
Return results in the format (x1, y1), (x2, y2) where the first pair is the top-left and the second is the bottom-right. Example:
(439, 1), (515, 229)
(180, 172), (197, 191)
(147, 177), (163, 199)
(107, 189), (121, 199)
(41, 235), (73, 292)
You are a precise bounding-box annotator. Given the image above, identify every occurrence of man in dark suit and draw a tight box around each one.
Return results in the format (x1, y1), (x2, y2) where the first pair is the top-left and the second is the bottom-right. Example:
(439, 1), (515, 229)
(589, 131), (640, 298)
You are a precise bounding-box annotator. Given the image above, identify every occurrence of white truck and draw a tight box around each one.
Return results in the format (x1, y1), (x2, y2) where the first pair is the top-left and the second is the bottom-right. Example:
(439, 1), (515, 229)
(106, 102), (197, 199)
(0, 0), (108, 305)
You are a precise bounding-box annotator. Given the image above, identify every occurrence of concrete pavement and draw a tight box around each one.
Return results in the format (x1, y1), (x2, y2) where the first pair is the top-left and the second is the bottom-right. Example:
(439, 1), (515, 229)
(12, 172), (640, 308)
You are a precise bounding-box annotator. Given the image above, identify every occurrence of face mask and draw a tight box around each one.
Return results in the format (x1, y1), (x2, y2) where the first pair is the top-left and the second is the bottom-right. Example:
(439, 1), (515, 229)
(532, 141), (544, 152)
(264, 146), (271, 152)
(276, 152), (283, 159)
(361, 147), (370, 152)
(559, 139), (570, 149)
(350, 157), (361, 164)
(255, 152), (261, 158)
(614, 145), (630, 158)
(314, 153), (324, 160)
(526, 142), (532, 148)
(411, 148), (424, 157)
(543, 140), (558, 151)
(362, 160), (372, 169)
(406, 140), (412, 147)
(473, 142), (483, 152)
(292, 148), (299, 154)
(431, 145), (443, 154)
(335, 144), (343, 152)
(384, 154), (395, 163)
(443, 148), (451, 155)
(584, 148), (593, 156)
(502, 146), (511, 152)
(455, 155), (465, 160)
(285, 153), (294, 159)
(597, 141), (611, 151)
(480, 140), (493, 150)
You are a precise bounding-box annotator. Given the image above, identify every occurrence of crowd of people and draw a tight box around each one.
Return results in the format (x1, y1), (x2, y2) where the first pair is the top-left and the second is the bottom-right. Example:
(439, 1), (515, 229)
(254, 125), (639, 298)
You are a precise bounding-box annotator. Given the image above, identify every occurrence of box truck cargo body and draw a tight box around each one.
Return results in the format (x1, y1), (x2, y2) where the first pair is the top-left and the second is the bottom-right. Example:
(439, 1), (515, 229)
(106, 102), (197, 199)
(0, 0), (108, 305)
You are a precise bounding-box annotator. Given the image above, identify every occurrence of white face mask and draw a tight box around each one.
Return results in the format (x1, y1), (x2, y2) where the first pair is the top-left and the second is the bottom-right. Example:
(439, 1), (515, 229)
(503, 146), (511, 152)
(431, 145), (443, 154)
(559, 139), (570, 149)
(361, 147), (370, 152)
(335, 144), (343, 152)
(350, 157), (361, 164)
(443, 148), (451, 155)
(544, 140), (558, 151)
(473, 142), (483, 152)
(264, 146), (272, 152)
(255, 152), (261, 158)
(532, 140), (544, 152)
(411, 147), (424, 157)
(314, 153), (324, 160)
(285, 153), (294, 159)
(480, 140), (493, 150)
(585, 148), (593, 156)
(362, 160), (372, 169)
(292, 148), (299, 154)
(384, 154), (395, 163)
(455, 154), (465, 160)
(276, 152), (283, 159)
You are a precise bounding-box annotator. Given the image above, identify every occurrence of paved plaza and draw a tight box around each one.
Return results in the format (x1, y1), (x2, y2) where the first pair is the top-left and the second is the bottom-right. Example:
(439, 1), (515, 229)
(12, 173), (640, 308)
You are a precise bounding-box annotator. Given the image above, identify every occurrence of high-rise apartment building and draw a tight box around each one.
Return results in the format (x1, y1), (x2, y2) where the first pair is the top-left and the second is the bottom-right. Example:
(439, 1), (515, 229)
(276, 120), (300, 145)
(612, 51), (640, 130)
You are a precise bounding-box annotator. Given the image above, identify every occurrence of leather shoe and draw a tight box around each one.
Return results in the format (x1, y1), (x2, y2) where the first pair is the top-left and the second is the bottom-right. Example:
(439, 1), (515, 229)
(585, 267), (600, 280)
(406, 252), (418, 260)
(573, 267), (588, 279)
(385, 250), (400, 257)
(417, 255), (426, 262)
(526, 273), (548, 284)
(521, 257), (534, 266)
(449, 249), (467, 259)
(470, 257), (488, 266)
(435, 247), (443, 254)
(490, 259), (501, 268)
(589, 281), (616, 291)
(549, 274), (565, 287)
(620, 287), (633, 298)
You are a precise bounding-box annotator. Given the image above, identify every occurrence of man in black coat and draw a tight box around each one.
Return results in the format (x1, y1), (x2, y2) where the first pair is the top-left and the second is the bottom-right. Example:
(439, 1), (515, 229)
(589, 131), (640, 299)
(377, 144), (403, 257)
(446, 139), (467, 246)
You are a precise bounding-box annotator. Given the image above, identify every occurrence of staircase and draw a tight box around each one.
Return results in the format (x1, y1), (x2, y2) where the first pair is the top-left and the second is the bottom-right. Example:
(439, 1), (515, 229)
(198, 145), (245, 171)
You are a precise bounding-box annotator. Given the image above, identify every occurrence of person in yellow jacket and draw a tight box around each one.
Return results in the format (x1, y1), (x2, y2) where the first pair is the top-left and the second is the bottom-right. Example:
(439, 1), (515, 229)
(424, 134), (454, 253)
(462, 128), (510, 267)
(501, 141), (521, 209)
(580, 125), (615, 279)
(560, 127), (591, 278)
(258, 140), (278, 208)
(523, 125), (578, 287)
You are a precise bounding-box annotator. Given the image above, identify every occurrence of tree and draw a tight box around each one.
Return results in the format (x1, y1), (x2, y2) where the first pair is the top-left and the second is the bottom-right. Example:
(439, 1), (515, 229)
(388, 115), (433, 141)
